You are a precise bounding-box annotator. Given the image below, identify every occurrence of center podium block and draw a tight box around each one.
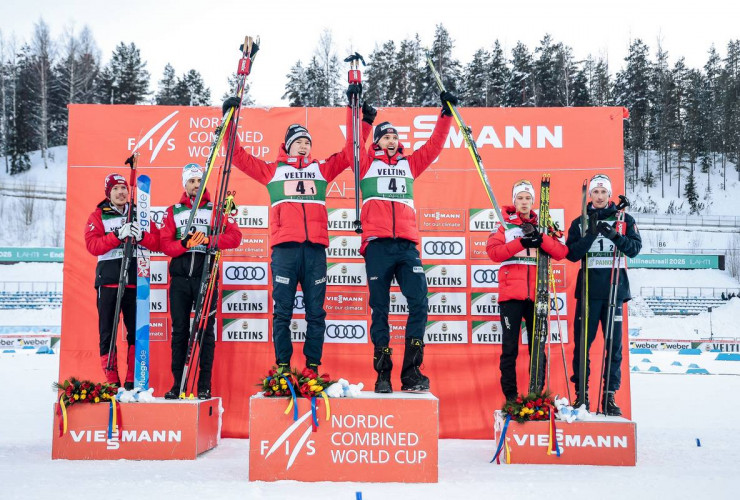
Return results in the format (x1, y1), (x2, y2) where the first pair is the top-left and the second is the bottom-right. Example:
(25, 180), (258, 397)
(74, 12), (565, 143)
(52, 398), (221, 460)
(249, 392), (439, 482)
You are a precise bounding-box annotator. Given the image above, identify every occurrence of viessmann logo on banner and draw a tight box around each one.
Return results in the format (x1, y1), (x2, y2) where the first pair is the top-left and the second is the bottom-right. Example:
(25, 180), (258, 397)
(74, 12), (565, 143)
(222, 262), (268, 285)
(234, 205), (269, 228)
(221, 289), (269, 314)
(222, 318), (269, 342)
(418, 208), (466, 232)
(327, 208), (358, 231)
(324, 291), (368, 315)
(469, 208), (501, 232)
(421, 237), (466, 260)
(221, 232), (269, 258)
(327, 263), (366, 286)
(326, 236), (361, 259)
(424, 321), (468, 343)
(471, 265), (499, 288)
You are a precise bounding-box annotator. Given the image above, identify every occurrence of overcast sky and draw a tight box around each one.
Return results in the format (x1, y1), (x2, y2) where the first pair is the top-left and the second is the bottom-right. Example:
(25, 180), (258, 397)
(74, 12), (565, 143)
(2, 0), (739, 106)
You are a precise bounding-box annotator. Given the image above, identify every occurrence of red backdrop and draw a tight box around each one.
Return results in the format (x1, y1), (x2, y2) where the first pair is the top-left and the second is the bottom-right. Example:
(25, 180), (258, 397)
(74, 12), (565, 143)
(61, 104), (628, 439)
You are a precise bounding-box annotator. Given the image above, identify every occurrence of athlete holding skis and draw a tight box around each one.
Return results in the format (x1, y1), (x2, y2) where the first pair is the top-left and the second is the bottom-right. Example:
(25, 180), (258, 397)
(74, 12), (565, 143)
(348, 91), (457, 393)
(159, 164), (242, 399)
(84, 173), (159, 389)
(222, 85), (373, 373)
(486, 180), (568, 401)
(565, 174), (641, 415)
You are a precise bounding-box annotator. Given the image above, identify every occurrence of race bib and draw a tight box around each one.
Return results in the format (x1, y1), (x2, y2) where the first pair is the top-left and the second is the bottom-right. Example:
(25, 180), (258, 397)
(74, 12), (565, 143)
(377, 177), (408, 194)
(284, 180), (317, 196)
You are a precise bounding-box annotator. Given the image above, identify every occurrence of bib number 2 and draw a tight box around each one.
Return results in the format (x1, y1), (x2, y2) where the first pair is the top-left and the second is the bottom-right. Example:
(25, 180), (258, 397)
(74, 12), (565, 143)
(284, 180), (316, 196)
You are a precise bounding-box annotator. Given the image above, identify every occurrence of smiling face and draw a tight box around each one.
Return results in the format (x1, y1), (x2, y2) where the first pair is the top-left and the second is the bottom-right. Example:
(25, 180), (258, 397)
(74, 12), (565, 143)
(377, 133), (400, 155)
(590, 187), (609, 209)
(109, 184), (129, 210)
(289, 138), (311, 157)
(514, 191), (533, 215)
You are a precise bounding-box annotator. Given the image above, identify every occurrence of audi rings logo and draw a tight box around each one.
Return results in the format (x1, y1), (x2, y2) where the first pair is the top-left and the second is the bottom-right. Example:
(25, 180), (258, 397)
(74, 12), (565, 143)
(423, 241), (463, 255)
(225, 266), (266, 281)
(326, 324), (366, 340)
(223, 263), (268, 284)
(474, 269), (499, 284)
(294, 295), (305, 310)
(150, 209), (167, 225)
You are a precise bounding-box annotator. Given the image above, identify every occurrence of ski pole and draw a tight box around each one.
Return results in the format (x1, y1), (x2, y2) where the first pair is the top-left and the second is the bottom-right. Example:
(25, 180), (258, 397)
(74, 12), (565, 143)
(549, 262), (572, 402)
(107, 153), (138, 370)
(344, 52), (365, 234)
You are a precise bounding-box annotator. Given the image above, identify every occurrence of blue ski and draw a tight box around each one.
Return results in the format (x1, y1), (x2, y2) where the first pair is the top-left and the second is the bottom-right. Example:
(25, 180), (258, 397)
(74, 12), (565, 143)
(134, 175), (152, 390)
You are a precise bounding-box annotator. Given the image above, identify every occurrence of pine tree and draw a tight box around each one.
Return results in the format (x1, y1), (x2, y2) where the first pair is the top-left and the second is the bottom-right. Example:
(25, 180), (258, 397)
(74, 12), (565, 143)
(26, 19), (54, 168)
(283, 60), (309, 106)
(463, 48), (489, 107)
(155, 63), (178, 105)
(365, 41), (396, 107)
(534, 34), (560, 106)
(506, 42), (535, 107)
(223, 72), (253, 106)
(312, 30), (343, 106)
(391, 36), (424, 106)
(173, 69), (211, 106)
(97, 42), (149, 104)
(486, 40), (509, 107)
(684, 166), (701, 214)
(703, 45), (722, 190)
(421, 24), (462, 106)
(570, 67), (590, 106)
(9, 45), (33, 175)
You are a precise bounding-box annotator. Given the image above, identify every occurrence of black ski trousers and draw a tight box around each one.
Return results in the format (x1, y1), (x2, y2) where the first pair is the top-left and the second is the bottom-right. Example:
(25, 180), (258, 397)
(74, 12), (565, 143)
(499, 299), (547, 399)
(170, 276), (217, 392)
(97, 286), (136, 356)
(571, 298), (623, 393)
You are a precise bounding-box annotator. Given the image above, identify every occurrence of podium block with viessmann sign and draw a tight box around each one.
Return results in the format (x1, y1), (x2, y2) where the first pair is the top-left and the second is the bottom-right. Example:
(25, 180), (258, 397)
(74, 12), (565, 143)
(249, 392), (438, 482)
(52, 398), (221, 460)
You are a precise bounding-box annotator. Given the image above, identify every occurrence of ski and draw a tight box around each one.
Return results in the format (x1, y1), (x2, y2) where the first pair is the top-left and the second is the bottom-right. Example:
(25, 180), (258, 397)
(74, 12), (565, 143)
(106, 154), (138, 369)
(528, 174), (551, 395)
(578, 179), (588, 403)
(425, 55), (505, 225)
(134, 173), (151, 390)
(344, 52), (365, 234)
(178, 37), (259, 398)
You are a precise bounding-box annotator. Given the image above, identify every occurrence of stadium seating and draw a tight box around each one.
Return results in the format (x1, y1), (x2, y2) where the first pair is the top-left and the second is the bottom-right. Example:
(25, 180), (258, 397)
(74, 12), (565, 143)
(0, 290), (62, 310)
(642, 296), (726, 315)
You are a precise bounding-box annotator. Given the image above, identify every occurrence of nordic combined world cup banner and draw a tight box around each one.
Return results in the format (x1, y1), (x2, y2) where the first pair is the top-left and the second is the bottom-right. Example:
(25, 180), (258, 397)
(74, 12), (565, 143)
(62, 104), (628, 439)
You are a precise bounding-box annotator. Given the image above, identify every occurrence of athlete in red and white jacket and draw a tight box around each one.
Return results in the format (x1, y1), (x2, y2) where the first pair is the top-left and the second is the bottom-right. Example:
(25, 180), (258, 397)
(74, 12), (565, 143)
(221, 88), (372, 373)
(85, 173), (159, 388)
(485, 179), (568, 400)
(347, 91), (456, 394)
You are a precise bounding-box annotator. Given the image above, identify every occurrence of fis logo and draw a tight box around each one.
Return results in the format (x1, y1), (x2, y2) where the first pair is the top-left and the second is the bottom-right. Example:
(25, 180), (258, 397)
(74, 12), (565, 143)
(259, 410), (316, 469)
(127, 111), (179, 162)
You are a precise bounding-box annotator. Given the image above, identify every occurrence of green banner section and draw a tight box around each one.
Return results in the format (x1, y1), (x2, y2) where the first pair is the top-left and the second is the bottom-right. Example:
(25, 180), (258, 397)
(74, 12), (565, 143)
(0, 247), (64, 262)
(628, 254), (719, 269)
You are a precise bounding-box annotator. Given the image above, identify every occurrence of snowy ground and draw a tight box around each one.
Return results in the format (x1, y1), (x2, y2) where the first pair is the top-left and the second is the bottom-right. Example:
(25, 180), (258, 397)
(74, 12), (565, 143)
(0, 351), (737, 500)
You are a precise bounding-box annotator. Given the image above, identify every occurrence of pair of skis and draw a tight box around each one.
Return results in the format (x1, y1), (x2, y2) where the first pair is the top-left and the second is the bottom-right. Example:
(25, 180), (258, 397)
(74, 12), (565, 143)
(177, 36), (260, 398)
(106, 152), (152, 390)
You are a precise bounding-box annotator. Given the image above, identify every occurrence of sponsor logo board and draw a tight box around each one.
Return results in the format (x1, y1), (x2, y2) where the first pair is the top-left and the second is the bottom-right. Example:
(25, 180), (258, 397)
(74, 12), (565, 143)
(471, 320), (503, 344)
(421, 237), (465, 260)
(222, 262), (268, 285)
(150, 288), (167, 314)
(233, 205), (269, 228)
(328, 208), (358, 231)
(469, 234), (489, 259)
(326, 236), (361, 259)
(471, 265), (499, 288)
(222, 231), (269, 258)
(424, 264), (466, 288)
(469, 208), (501, 232)
(221, 289), (269, 314)
(150, 259), (168, 285)
(222, 318), (269, 342)
(424, 321), (468, 344)
(418, 208), (466, 232)
(327, 263), (366, 286)
(325, 291), (368, 315)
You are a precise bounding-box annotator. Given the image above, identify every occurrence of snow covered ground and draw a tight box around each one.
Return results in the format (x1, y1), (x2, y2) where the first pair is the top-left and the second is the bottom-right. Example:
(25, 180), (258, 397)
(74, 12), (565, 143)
(0, 351), (737, 499)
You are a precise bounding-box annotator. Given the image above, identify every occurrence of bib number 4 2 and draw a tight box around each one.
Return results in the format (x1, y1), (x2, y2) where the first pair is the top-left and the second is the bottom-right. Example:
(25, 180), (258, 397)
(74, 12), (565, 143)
(379, 177), (406, 194)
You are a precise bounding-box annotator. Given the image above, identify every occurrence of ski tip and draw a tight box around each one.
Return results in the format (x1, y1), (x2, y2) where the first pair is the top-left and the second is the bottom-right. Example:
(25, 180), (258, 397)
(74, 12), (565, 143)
(188, 393), (195, 400)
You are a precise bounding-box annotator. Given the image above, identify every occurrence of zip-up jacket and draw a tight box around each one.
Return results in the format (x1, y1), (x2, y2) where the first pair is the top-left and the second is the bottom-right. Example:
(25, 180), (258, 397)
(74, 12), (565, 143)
(349, 113), (453, 254)
(486, 206), (568, 302)
(229, 108), (359, 248)
(159, 190), (242, 278)
(565, 201), (642, 302)
(85, 200), (160, 288)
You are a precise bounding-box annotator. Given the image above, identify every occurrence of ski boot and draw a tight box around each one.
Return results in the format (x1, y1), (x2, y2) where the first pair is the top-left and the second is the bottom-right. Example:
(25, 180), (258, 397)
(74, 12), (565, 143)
(100, 353), (120, 386)
(400, 338), (430, 392)
(373, 346), (393, 394)
(573, 389), (590, 411)
(123, 345), (136, 392)
(197, 389), (212, 400)
(306, 359), (321, 376)
(602, 391), (622, 416)
(164, 385), (180, 400)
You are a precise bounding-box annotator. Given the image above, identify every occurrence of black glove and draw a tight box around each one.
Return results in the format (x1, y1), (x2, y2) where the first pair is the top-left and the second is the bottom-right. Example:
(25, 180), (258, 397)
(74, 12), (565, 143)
(361, 101), (377, 125)
(617, 195), (631, 210)
(440, 91), (459, 116)
(597, 221), (619, 241)
(520, 223), (539, 237)
(346, 83), (362, 103)
(520, 233), (543, 248)
(222, 96), (240, 115)
(587, 213), (599, 235)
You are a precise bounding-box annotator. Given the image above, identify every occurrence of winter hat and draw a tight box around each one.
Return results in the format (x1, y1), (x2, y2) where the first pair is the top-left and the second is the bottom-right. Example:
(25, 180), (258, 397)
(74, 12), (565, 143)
(512, 179), (535, 203)
(373, 121), (398, 144)
(284, 124), (312, 153)
(104, 173), (128, 199)
(182, 163), (204, 188)
(589, 174), (612, 197)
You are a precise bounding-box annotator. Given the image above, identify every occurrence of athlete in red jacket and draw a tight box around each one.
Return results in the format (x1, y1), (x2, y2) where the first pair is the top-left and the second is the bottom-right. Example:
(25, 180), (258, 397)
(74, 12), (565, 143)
(486, 179), (568, 400)
(222, 87), (374, 372)
(159, 163), (242, 399)
(348, 91), (457, 393)
(85, 173), (159, 388)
